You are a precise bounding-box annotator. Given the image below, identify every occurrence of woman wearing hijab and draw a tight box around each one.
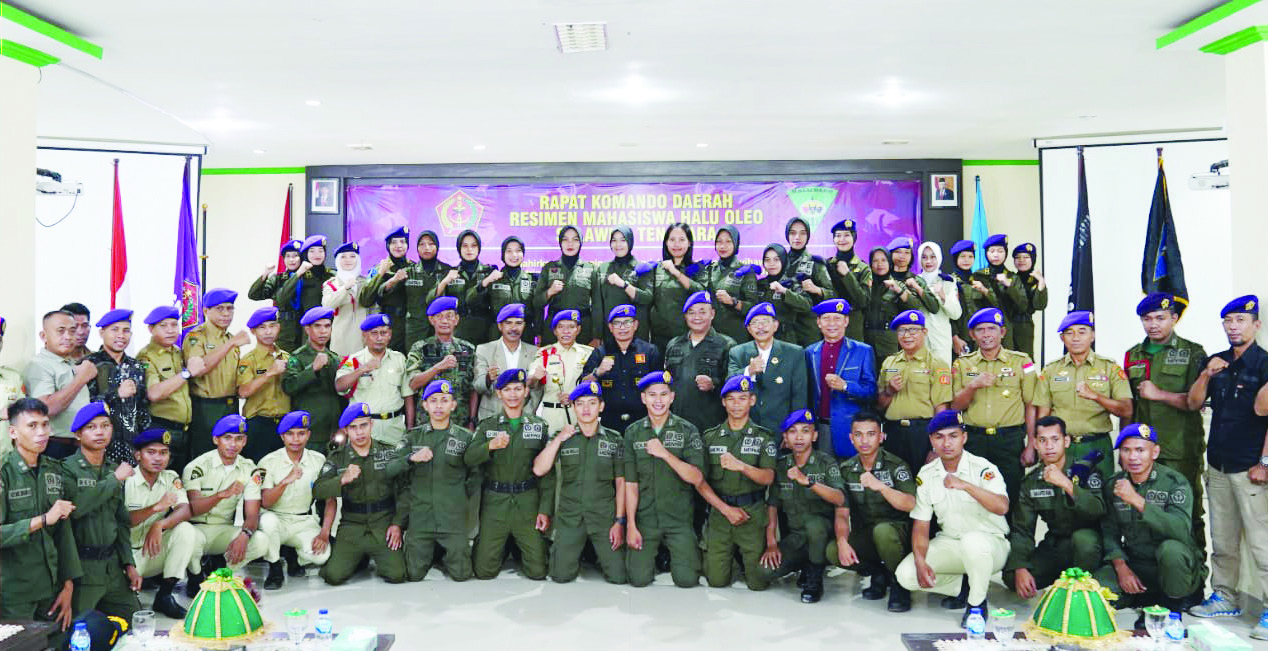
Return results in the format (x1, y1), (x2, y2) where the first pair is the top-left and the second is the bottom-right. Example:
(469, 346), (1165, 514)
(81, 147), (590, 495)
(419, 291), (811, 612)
(825, 219), (872, 342)
(969, 234), (1026, 350)
(1009, 242), (1047, 357)
(947, 240), (996, 355)
(862, 241), (935, 365)
(484, 235), (539, 342)
(915, 241), (962, 365)
(638, 223), (708, 353)
(322, 241), (371, 357)
(741, 243), (812, 345)
(249, 239), (304, 352)
(705, 226), (754, 343)
(429, 229), (496, 343)
(781, 216), (836, 305)
(534, 225), (598, 345)
(592, 226), (651, 346)
(278, 234), (334, 336)
(359, 226), (415, 353)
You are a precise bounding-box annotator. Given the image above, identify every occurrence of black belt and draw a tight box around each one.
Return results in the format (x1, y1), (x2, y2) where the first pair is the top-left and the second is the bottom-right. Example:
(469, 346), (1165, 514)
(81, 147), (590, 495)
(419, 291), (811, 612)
(1071, 432), (1109, 443)
(542, 402), (568, 409)
(484, 478), (538, 494)
(886, 417), (931, 429)
(965, 424), (1025, 437)
(78, 544), (115, 561)
(192, 396), (237, 408)
(150, 417), (188, 432)
(370, 409), (404, 420)
(343, 497), (395, 514)
(719, 490), (766, 508)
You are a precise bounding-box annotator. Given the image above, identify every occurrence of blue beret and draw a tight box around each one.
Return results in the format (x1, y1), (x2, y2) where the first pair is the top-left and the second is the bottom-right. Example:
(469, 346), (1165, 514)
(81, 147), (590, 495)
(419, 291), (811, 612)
(0, 316), (5, 336)
(570, 381), (603, 402)
(495, 368), (527, 389)
(634, 261), (657, 277)
(1115, 423), (1156, 449)
(967, 308), (1006, 329)
(95, 309), (133, 328)
(1012, 243), (1036, 258)
(497, 303), (526, 323)
(360, 313), (391, 331)
(637, 371), (672, 391)
(212, 414), (248, 438)
(277, 410), (311, 435)
(427, 296), (459, 316)
(890, 309), (925, 330)
(720, 375), (754, 396)
(983, 234), (1008, 250)
(246, 307), (279, 329)
(734, 263), (761, 278)
(926, 410), (964, 434)
(131, 428), (172, 448)
(745, 302), (777, 327)
(385, 226), (409, 243)
(300, 306), (334, 325)
(551, 309), (581, 329)
(829, 219), (856, 234)
(682, 291), (711, 313)
(422, 379), (454, 401)
(608, 304), (637, 322)
(1136, 293), (1182, 316)
(144, 306), (180, 325)
(280, 239), (303, 255)
(781, 409), (815, 432)
(948, 240), (974, 257)
(334, 241), (359, 257)
(300, 234), (327, 254)
(339, 402), (372, 429)
(203, 288), (237, 308)
(886, 236), (914, 252)
(71, 402), (110, 433)
(1058, 310), (1095, 332)
(1221, 295), (1259, 318)
(812, 299), (850, 316)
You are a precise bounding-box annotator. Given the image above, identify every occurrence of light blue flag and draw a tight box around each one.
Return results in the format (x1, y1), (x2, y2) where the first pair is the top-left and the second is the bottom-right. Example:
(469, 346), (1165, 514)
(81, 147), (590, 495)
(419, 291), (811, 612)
(971, 176), (990, 272)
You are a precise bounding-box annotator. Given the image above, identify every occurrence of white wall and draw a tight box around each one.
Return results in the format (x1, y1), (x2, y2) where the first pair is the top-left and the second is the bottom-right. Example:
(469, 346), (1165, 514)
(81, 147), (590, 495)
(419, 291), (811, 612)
(0, 59), (39, 370)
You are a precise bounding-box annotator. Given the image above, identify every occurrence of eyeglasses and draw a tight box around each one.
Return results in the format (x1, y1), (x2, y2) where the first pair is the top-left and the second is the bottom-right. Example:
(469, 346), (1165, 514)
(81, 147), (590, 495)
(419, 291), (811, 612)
(896, 327), (924, 337)
(610, 319), (636, 328)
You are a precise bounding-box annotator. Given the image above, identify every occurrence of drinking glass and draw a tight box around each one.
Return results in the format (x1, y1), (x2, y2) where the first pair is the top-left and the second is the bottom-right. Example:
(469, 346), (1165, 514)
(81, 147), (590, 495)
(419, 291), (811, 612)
(131, 610), (155, 649)
(286, 609), (309, 647)
(1143, 606), (1170, 648)
(989, 608), (1016, 647)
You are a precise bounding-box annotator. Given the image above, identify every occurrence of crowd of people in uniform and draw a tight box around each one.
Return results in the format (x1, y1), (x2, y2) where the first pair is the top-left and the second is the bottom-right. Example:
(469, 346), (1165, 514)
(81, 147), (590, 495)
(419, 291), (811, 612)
(3, 215), (1267, 646)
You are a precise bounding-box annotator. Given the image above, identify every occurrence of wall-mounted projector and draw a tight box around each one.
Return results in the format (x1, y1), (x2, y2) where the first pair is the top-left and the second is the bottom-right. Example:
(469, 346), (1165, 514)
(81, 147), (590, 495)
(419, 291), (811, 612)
(1189, 159), (1229, 190)
(35, 167), (83, 196)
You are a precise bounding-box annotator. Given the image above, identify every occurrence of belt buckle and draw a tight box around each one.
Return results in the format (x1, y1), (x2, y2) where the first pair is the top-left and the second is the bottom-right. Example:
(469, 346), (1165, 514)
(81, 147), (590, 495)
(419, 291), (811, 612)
(985, 427), (997, 436)
(900, 419), (911, 427)
(620, 414), (630, 421)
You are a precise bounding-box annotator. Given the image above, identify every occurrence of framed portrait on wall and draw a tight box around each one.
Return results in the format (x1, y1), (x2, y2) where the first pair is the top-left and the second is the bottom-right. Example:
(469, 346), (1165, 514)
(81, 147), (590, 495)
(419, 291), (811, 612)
(311, 178), (340, 213)
(930, 173), (958, 208)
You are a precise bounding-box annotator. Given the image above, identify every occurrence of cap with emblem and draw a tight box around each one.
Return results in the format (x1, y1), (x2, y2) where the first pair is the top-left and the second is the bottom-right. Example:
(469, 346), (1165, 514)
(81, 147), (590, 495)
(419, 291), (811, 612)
(71, 402), (110, 433)
(926, 409), (964, 434)
(280, 239), (303, 256)
(1058, 310), (1094, 332)
(745, 302), (778, 327)
(422, 379), (454, 401)
(144, 306), (180, 325)
(812, 299), (851, 316)
(551, 309), (581, 329)
(132, 428), (172, 448)
(889, 309), (925, 330)
(1136, 292), (1183, 316)
(608, 304), (637, 322)
(246, 307), (280, 329)
(334, 241), (359, 257)
(781, 409), (815, 432)
(829, 219), (856, 234)
(339, 402), (372, 429)
(212, 414), (248, 438)
(984, 234), (1008, 250)
(360, 313), (391, 331)
(720, 375), (753, 397)
(1220, 294), (1259, 319)
(427, 296), (458, 316)
(300, 306), (334, 325)
(385, 225), (409, 243)
(637, 371), (672, 391)
(494, 368), (527, 389)
(681, 291), (711, 313)
(1114, 423), (1156, 449)
(95, 309), (133, 329)
(967, 308), (1005, 330)
(276, 410), (312, 435)
(570, 381), (602, 402)
(1012, 243), (1036, 258)
(948, 240), (974, 257)
(497, 303), (526, 323)
(203, 288), (237, 308)
(300, 234), (327, 255)
(886, 236), (914, 252)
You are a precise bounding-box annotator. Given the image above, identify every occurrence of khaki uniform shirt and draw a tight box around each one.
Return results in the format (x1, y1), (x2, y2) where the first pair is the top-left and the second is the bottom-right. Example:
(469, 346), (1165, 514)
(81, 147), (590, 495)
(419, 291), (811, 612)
(124, 470), (188, 548)
(182, 450), (262, 525)
(138, 342), (191, 424)
(257, 448), (325, 515)
(1033, 353), (1132, 435)
(911, 450), (1008, 539)
(951, 349), (1037, 428)
(183, 322), (240, 399)
(24, 348), (89, 439)
(878, 346), (952, 420)
(236, 345), (291, 419)
(529, 342), (594, 406)
(336, 348), (411, 414)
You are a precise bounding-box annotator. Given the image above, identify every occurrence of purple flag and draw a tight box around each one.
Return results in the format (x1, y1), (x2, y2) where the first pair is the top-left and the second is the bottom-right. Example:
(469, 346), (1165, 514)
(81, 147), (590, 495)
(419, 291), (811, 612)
(174, 156), (202, 334)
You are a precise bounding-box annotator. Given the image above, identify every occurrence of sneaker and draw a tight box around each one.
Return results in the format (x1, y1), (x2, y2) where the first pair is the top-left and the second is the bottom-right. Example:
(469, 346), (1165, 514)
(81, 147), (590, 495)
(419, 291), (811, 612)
(1252, 610), (1268, 641)
(1188, 592), (1241, 618)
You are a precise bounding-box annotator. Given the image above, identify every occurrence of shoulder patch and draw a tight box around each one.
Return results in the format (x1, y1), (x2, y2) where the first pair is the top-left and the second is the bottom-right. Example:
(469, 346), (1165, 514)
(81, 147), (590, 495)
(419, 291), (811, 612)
(173, 478), (183, 490)
(981, 469), (996, 481)
(895, 467), (912, 482)
(189, 468), (203, 481)
(1171, 489), (1186, 504)
(1086, 474), (1102, 489)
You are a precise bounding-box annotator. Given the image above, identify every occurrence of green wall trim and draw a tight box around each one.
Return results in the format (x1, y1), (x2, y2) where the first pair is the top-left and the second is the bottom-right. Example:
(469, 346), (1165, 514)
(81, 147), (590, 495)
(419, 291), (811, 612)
(1157, 0), (1262, 49)
(201, 167), (306, 176)
(1201, 25), (1268, 53)
(0, 39), (59, 67)
(0, 3), (102, 59)
(962, 159), (1039, 166)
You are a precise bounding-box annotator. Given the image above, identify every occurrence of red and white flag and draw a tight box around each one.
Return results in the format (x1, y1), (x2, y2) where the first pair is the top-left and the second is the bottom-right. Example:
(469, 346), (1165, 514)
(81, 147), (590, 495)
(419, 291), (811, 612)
(110, 159), (130, 309)
(276, 184), (293, 270)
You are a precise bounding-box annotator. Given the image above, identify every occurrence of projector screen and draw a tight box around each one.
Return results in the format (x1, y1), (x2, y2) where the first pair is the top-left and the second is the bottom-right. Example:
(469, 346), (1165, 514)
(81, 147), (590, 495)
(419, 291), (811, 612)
(1038, 140), (1230, 367)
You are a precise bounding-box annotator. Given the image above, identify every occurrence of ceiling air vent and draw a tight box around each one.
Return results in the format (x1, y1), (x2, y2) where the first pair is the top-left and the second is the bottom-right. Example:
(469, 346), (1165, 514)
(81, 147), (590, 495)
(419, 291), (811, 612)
(555, 22), (608, 53)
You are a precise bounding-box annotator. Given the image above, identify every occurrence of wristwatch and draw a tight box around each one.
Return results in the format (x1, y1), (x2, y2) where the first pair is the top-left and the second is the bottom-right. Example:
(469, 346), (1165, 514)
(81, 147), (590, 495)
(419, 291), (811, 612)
(615, 516), (627, 525)
(806, 477), (817, 488)
(180, 368), (192, 380)
(1259, 456), (1268, 467)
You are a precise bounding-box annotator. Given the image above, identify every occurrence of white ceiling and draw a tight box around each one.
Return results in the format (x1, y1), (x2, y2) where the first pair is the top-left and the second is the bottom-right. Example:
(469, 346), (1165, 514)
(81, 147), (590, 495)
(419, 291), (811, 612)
(16, 0), (1234, 167)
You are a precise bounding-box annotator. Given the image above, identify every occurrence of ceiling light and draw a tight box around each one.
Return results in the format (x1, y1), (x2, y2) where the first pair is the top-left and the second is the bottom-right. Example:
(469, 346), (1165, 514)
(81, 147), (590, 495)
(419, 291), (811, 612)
(306, 100), (321, 107)
(555, 22), (608, 53)
(881, 139), (910, 145)
(347, 143), (373, 150)
(252, 149), (266, 154)
(473, 145), (486, 151)
(696, 143), (708, 148)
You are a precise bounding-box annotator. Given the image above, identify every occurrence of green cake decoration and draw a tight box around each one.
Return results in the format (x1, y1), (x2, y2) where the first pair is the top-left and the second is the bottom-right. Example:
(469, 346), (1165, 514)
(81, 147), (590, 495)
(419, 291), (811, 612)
(1023, 568), (1131, 647)
(169, 568), (271, 648)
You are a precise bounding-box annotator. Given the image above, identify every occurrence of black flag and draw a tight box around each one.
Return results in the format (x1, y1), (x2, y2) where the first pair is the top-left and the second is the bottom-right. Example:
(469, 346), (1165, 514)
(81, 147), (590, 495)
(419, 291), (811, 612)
(1141, 148), (1189, 306)
(1067, 147), (1095, 313)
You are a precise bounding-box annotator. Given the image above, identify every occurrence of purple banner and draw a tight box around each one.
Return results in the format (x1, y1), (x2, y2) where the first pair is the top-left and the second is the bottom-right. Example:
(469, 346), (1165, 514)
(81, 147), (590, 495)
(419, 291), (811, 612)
(346, 180), (922, 270)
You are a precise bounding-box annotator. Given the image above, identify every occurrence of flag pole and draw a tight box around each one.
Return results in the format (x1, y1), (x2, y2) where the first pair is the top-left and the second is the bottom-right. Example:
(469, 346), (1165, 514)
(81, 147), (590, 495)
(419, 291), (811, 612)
(200, 202), (208, 290)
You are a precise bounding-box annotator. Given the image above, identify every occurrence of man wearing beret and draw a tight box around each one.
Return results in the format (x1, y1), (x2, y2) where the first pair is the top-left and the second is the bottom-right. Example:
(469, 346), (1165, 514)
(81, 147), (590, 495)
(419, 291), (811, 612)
(406, 296), (478, 430)
(1008, 243), (1047, 358)
(278, 235), (334, 340)
(532, 381), (628, 584)
(237, 307), (292, 462)
(806, 298), (876, 459)
(877, 308), (952, 469)
(825, 219), (873, 343)
(1093, 424), (1204, 629)
(466, 369), (555, 580)
(337, 314), (412, 445)
(528, 310), (595, 436)
(624, 371), (705, 588)
(182, 414), (276, 594)
(248, 239), (304, 352)
(473, 303), (541, 422)
(125, 427), (202, 618)
(968, 234), (1027, 351)
(390, 380), (477, 582)
(138, 306), (205, 472)
(1188, 296), (1268, 634)
(1034, 311), (1132, 478)
(759, 409), (846, 603)
(664, 292), (735, 434)
(61, 403), (142, 622)
(0, 316), (25, 455)
(727, 303), (809, 436)
(581, 304), (662, 434)
(283, 307), (344, 450)
(315, 403), (408, 585)
(357, 226), (413, 353)
(183, 288), (250, 462)
(896, 410), (1010, 624)
(257, 410), (334, 589)
(86, 308), (149, 465)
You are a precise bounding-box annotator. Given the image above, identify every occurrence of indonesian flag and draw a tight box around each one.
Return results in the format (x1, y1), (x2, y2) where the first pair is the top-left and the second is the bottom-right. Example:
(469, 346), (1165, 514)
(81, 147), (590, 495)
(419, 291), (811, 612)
(109, 159), (130, 309)
(277, 184), (293, 270)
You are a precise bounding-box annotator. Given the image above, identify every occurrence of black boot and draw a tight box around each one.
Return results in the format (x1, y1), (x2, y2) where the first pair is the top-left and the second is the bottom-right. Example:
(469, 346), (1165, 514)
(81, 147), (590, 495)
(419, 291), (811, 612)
(153, 578), (188, 619)
(861, 571), (889, 600)
(942, 575), (969, 609)
(888, 580), (912, 613)
(961, 597), (988, 628)
(655, 545), (672, 573)
(184, 570), (205, 598)
(140, 576), (161, 591)
(264, 561), (285, 590)
(800, 564), (825, 604)
(281, 546), (305, 577)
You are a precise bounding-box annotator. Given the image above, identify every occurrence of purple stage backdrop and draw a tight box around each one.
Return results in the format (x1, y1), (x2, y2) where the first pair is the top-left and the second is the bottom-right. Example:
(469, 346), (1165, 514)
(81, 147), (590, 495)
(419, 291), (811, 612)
(346, 180), (922, 271)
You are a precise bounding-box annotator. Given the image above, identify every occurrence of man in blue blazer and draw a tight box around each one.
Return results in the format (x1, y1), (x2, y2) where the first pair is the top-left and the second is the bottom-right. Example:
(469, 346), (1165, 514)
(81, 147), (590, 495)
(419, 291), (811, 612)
(805, 299), (876, 458)
(726, 303), (808, 437)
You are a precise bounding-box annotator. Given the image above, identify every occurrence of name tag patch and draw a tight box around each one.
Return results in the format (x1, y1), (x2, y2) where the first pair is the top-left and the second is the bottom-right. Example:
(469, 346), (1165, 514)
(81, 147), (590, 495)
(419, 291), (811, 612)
(78, 478), (96, 487)
(709, 445), (728, 455)
(561, 447), (580, 457)
(1030, 488), (1055, 498)
(8, 488), (31, 499)
(848, 482), (864, 492)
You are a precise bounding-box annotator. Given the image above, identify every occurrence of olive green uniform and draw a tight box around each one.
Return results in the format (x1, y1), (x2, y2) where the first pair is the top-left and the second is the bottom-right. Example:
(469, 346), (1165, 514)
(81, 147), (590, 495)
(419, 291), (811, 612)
(465, 412), (554, 580)
(138, 342), (193, 469)
(236, 345), (292, 461)
(548, 426), (627, 584)
(763, 451), (846, 577)
(428, 263), (497, 344)
(591, 258), (653, 343)
(878, 347), (953, 472)
(314, 440), (408, 584)
(742, 279), (812, 345)
(825, 253), (872, 342)
(970, 267), (1027, 350)
(951, 273), (1000, 354)
(282, 345), (343, 449)
(183, 322), (241, 462)
(701, 420), (778, 589)
(637, 263), (708, 352)
(388, 423), (475, 581)
(248, 271), (302, 352)
(1034, 353), (1132, 478)
(665, 329), (735, 433)
(534, 259), (599, 346)
(358, 258), (413, 353)
(624, 413), (706, 587)
(706, 258), (756, 344)
(827, 450), (915, 577)
(406, 336), (477, 428)
(488, 269), (539, 342)
(952, 348), (1038, 504)
(781, 251), (838, 346)
(61, 451), (140, 621)
(864, 272), (939, 365)
(1010, 273), (1048, 358)
(1005, 458), (1105, 589)
(365, 259), (453, 353)
(277, 265), (334, 337)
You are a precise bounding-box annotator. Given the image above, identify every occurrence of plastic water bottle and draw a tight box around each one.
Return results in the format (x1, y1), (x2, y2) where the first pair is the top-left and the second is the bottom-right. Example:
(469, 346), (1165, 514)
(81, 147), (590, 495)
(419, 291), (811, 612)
(965, 607), (986, 640)
(69, 622), (91, 651)
(1165, 612), (1185, 646)
(315, 608), (333, 641)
